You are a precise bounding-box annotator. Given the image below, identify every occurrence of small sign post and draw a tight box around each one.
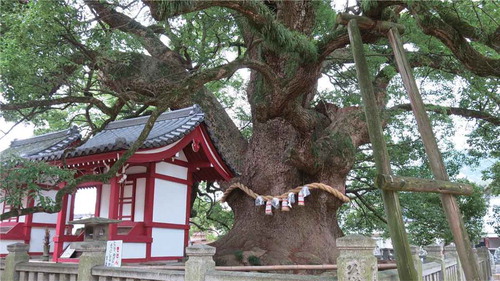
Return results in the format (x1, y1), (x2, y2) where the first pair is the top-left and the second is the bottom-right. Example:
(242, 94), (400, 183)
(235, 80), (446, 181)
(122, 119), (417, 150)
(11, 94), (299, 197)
(60, 247), (76, 259)
(104, 240), (123, 267)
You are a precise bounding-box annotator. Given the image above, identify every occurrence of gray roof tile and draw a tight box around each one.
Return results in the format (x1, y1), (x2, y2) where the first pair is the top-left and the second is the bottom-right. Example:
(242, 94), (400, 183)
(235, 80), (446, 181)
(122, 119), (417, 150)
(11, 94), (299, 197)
(0, 126), (81, 159)
(29, 105), (205, 161)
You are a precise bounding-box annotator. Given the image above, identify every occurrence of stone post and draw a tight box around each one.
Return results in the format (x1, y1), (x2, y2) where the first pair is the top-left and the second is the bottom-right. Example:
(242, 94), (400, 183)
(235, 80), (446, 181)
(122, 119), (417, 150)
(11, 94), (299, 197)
(476, 247), (491, 280)
(75, 242), (106, 281)
(382, 248), (390, 261)
(3, 243), (29, 281)
(424, 244), (444, 280)
(337, 234), (377, 281)
(425, 244), (443, 261)
(444, 243), (462, 281)
(410, 245), (423, 281)
(185, 244), (216, 281)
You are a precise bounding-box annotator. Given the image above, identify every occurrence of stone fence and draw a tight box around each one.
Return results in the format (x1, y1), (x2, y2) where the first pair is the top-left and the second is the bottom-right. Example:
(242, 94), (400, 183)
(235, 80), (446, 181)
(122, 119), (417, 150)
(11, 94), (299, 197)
(0, 235), (494, 281)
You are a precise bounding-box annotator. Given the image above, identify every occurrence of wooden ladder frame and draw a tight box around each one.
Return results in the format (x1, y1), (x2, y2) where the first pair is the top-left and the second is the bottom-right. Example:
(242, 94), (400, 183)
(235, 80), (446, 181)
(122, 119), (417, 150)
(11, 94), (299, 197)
(346, 18), (482, 281)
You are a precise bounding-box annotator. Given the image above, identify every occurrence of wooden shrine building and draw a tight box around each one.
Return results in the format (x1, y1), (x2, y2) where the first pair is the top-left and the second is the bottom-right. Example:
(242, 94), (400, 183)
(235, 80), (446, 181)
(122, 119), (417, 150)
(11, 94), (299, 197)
(0, 105), (234, 262)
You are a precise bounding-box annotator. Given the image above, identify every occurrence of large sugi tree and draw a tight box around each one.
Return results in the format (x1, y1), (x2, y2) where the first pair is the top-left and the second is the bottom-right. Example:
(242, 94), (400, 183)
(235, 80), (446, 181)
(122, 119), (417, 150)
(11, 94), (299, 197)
(1, 0), (498, 264)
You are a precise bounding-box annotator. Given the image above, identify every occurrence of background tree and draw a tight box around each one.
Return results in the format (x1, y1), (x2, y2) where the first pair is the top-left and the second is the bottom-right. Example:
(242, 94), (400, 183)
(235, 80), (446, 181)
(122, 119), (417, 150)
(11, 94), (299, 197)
(1, 0), (498, 264)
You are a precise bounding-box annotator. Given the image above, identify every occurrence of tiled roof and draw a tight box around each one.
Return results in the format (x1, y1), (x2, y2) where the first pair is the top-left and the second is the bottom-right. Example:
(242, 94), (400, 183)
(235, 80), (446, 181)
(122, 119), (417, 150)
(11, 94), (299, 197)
(0, 126), (81, 159)
(30, 105), (205, 161)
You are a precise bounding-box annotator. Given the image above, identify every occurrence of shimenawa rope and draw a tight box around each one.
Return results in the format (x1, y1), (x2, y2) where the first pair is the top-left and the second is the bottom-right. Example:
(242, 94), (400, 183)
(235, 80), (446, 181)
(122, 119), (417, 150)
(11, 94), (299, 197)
(220, 182), (350, 203)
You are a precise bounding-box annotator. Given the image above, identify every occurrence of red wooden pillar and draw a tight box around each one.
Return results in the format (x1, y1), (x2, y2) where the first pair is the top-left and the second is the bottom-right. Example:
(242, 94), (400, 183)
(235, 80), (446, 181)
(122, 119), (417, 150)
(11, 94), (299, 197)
(108, 176), (120, 239)
(184, 167), (193, 251)
(23, 195), (35, 245)
(52, 192), (69, 262)
(144, 163), (156, 259)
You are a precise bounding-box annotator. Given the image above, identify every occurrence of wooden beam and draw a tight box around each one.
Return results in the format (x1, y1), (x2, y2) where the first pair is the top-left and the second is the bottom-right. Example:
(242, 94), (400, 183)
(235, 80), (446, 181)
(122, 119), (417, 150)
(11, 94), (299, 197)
(337, 13), (405, 34)
(347, 20), (418, 281)
(387, 28), (482, 281)
(377, 174), (474, 195)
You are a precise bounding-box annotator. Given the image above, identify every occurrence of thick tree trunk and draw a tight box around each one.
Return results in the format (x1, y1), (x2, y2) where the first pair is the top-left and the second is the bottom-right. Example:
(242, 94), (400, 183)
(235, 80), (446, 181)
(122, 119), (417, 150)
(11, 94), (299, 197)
(87, 0), (364, 266)
(213, 117), (352, 265)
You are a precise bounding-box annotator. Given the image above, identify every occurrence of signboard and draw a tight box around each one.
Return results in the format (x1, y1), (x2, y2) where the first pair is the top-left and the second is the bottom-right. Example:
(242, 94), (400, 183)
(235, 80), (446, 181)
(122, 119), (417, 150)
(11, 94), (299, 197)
(104, 240), (123, 267)
(60, 247), (76, 259)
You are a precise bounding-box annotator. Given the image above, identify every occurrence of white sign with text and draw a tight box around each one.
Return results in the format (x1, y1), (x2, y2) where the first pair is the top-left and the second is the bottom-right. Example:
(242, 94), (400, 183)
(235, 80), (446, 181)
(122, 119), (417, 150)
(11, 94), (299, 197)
(104, 240), (123, 267)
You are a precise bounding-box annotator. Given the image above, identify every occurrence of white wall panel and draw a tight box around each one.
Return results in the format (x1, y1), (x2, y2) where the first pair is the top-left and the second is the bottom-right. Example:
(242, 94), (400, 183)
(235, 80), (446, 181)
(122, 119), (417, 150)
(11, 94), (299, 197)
(122, 243), (147, 259)
(32, 190), (58, 224)
(151, 228), (184, 257)
(126, 166), (147, 174)
(155, 162), (188, 180)
(100, 184), (111, 218)
(29, 227), (55, 253)
(0, 240), (24, 255)
(153, 180), (187, 224)
(134, 178), (146, 222)
(124, 184), (133, 197)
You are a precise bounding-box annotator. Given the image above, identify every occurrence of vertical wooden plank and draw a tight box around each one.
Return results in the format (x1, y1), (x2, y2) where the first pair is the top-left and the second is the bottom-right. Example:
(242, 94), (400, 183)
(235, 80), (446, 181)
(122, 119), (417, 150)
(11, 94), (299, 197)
(387, 28), (482, 281)
(347, 19), (418, 281)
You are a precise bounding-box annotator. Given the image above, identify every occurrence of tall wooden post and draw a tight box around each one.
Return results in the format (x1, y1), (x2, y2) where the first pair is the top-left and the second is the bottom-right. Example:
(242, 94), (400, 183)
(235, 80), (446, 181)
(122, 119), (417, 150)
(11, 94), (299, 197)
(108, 176), (120, 238)
(53, 192), (69, 262)
(347, 20), (418, 281)
(387, 28), (481, 281)
(144, 162), (156, 260)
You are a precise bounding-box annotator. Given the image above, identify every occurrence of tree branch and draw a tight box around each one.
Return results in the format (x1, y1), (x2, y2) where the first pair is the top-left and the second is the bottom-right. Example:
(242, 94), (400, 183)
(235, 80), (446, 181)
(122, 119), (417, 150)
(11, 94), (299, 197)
(390, 103), (500, 126)
(0, 96), (114, 116)
(409, 2), (500, 77)
(183, 59), (281, 97)
(144, 0), (318, 62)
(436, 6), (500, 53)
(85, 0), (187, 68)
(351, 191), (388, 224)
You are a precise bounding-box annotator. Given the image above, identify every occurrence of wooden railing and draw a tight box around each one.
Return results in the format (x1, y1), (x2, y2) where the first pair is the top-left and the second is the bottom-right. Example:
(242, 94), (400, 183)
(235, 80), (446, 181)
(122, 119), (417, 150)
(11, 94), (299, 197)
(378, 252), (491, 281)
(443, 258), (464, 281)
(422, 261), (442, 281)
